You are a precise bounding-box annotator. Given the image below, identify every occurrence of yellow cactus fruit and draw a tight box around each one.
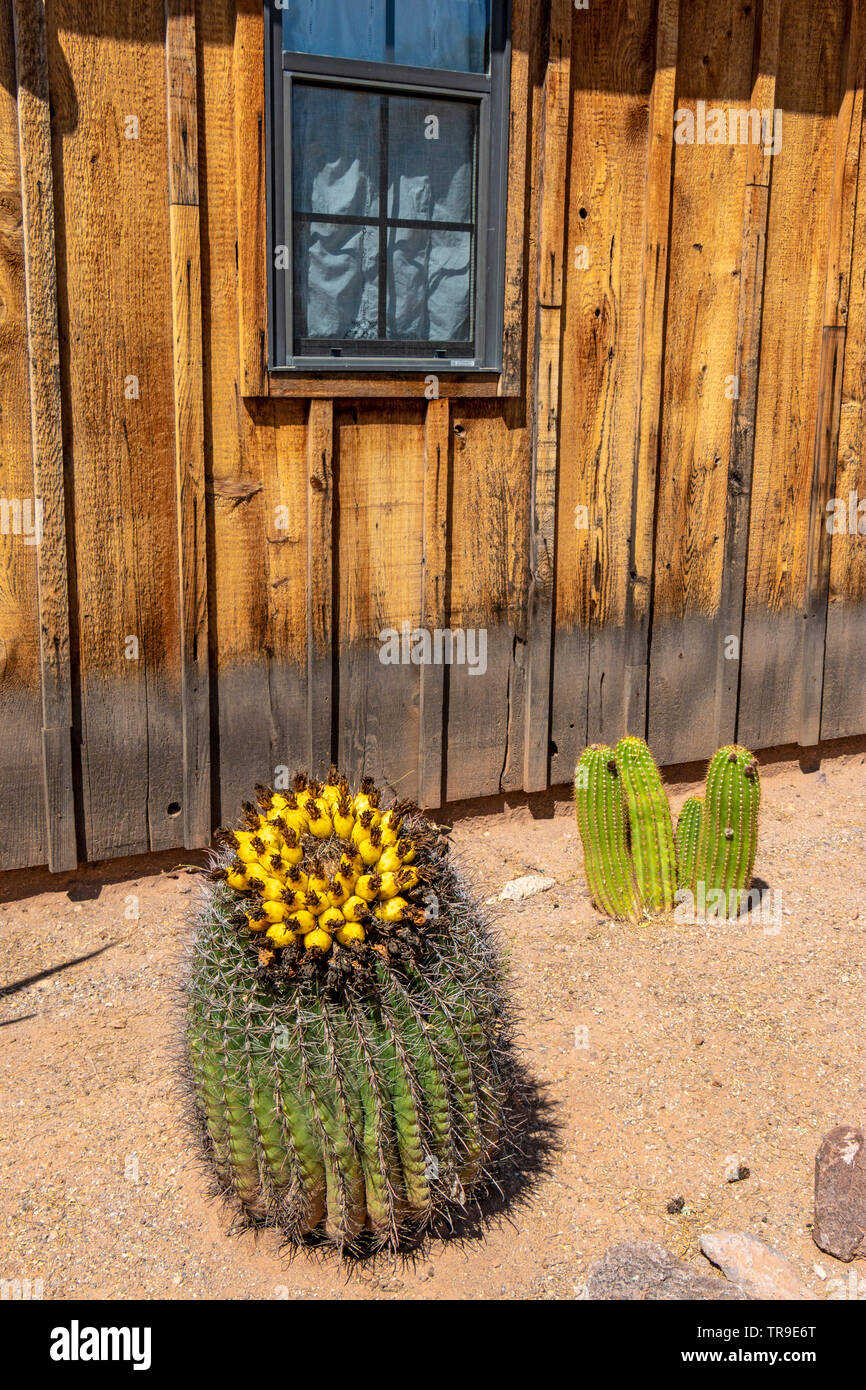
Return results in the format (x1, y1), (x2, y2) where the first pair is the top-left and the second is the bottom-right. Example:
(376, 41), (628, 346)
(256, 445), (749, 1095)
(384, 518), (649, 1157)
(332, 795), (355, 840)
(304, 927), (333, 953)
(245, 911), (268, 932)
(341, 895), (371, 923)
(304, 889), (327, 916)
(307, 804), (334, 839)
(376, 896), (409, 923)
(225, 863), (249, 892)
(336, 921), (366, 945)
(355, 873), (381, 902)
(306, 863), (331, 897)
(338, 850), (361, 879)
(244, 864), (268, 893)
(376, 871), (402, 900)
(234, 834), (260, 865)
(265, 922), (297, 949)
(327, 875), (351, 907)
(261, 899), (290, 925)
(261, 876), (287, 902)
(376, 846), (403, 876)
(357, 825), (384, 867)
(288, 910), (317, 934)
(395, 837), (417, 864)
(319, 906), (346, 934)
(396, 867), (419, 892)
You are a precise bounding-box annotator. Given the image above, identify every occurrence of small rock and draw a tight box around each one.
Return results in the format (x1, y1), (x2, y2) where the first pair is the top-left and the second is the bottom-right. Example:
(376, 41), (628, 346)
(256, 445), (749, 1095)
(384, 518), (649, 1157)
(498, 875), (556, 902)
(666, 1195), (686, 1214)
(725, 1159), (751, 1183)
(585, 1242), (748, 1301)
(700, 1232), (815, 1300)
(813, 1125), (866, 1262)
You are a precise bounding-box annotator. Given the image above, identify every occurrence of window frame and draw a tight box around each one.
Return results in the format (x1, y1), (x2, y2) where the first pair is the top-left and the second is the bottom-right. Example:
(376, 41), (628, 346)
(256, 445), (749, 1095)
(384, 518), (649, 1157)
(264, 0), (512, 376)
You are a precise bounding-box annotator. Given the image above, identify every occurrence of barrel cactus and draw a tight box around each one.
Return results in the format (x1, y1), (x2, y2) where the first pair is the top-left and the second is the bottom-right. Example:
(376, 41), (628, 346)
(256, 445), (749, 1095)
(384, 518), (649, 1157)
(691, 745), (760, 916)
(185, 770), (514, 1253)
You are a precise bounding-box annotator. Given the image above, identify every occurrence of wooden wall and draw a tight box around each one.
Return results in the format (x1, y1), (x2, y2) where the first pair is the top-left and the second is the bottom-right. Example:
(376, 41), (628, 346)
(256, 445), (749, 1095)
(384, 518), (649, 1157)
(1, 0), (864, 872)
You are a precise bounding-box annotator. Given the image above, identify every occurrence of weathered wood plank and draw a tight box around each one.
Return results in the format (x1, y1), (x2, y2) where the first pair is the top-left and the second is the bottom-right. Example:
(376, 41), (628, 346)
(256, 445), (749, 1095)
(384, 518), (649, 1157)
(802, 0), (866, 745)
(305, 397), (334, 778)
(739, 0), (851, 751)
(418, 396), (450, 808)
(165, 0), (210, 849)
(622, 0), (678, 742)
(499, 0), (531, 397)
(648, 0), (756, 767)
(524, 0), (570, 793)
(0, 1), (47, 870)
(13, 0), (76, 870)
(823, 33), (866, 739)
(49, 0), (184, 858)
(336, 403), (425, 797)
(443, 399), (530, 801)
(234, 0), (267, 396)
(712, 0), (781, 750)
(550, 0), (656, 784)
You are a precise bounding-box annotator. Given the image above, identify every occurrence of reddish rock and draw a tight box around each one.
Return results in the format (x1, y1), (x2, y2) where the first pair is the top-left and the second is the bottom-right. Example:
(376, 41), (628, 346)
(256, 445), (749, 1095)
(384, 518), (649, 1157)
(813, 1125), (866, 1263)
(700, 1232), (815, 1300)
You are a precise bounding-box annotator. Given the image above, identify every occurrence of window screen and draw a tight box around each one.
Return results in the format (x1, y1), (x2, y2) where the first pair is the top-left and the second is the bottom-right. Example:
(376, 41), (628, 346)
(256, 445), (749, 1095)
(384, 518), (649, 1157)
(266, 0), (510, 372)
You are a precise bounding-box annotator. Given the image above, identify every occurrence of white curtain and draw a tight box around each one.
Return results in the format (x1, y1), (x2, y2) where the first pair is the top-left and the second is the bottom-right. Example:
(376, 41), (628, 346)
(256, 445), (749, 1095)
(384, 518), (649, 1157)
(293, 87), (474, 344)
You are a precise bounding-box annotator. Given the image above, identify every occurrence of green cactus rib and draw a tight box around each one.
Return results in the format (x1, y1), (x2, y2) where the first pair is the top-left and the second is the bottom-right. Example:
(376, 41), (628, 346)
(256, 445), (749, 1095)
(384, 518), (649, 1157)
(675, 796), (703, 894)
(694, 745), (760, 917)
(186, 857), (511, 1252)
(614, 736), (677, 912)
(574, 745), (641, 921)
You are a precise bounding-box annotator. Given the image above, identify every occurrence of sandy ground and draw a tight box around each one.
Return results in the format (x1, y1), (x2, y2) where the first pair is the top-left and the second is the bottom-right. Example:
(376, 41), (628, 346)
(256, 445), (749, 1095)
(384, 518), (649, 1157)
(1, 748), (865, 1301)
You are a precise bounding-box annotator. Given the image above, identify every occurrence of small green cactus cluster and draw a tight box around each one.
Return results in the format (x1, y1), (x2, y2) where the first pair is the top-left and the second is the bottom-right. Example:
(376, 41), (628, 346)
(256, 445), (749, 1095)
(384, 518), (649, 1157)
(186, 774), (514, 1254)
(575, 737), (760, 921)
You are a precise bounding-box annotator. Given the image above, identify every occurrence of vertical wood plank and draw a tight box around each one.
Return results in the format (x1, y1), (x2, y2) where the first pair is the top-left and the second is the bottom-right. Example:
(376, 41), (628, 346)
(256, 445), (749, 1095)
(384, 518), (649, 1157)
(12, 0), (76, 870)
(234, 0), (267, 396)
(0, 1), (48, 870)
(623, 0), (678, 740)
(801, 0), (866, 746)
(418, 396), (449, 808)
(165, 0), (210, 848)
(524, 0), (570, 792)
(712, 0), (782, 748)
(550, 0), (657, 783)
(499, 0), (530, 396)
(739, 0), (849, 752)
(306, 397), (334, 778)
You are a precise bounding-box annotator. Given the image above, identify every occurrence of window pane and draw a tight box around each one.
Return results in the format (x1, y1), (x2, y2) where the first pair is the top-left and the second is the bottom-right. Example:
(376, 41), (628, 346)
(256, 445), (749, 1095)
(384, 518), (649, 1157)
(294, 221), (380, 340)
(283, 0), (386, 65)
(292, 86), (381, 217)
(394, 0), (489, 73)
(283, 0), (490, 73)
(388, 97), (477, 225)
(388, 228), (473, 341)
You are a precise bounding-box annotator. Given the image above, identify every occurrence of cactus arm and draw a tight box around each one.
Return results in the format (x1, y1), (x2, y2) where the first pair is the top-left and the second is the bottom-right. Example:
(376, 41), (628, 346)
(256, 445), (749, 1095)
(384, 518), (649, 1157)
(575, 746), (641, 921)
(675, 796), (703, 893)
(615, 736), (677, 911)
(695, 746), (761, 918)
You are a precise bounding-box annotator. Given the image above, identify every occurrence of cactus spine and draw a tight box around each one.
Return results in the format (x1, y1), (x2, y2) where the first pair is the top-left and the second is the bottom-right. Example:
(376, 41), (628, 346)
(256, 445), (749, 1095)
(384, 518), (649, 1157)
(574, 746), (641, 922)
(675, 795), (703, 892)
(614, 736), (677, 912)
(187, 777), (513, 1252)
(693, 745), (760, 916)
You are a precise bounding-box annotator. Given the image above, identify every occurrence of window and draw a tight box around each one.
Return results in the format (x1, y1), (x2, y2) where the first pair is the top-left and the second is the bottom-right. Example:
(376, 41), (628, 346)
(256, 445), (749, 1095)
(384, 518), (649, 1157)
(265, 1), (512, 374)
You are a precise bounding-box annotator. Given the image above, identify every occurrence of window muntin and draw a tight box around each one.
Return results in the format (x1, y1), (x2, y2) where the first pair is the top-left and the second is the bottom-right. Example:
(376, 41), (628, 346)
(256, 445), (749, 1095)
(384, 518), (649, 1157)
(266, 0), (510, 373)
(282, 0), (491, 74)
